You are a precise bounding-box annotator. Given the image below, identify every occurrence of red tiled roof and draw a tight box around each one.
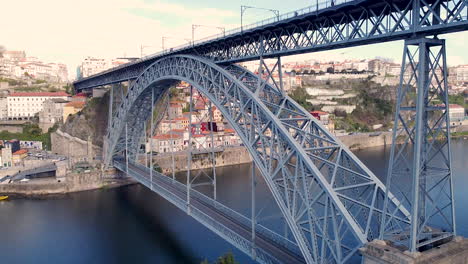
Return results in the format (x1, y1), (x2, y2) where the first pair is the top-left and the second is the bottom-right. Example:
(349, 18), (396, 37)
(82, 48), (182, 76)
(73, 93), (87, 97)
(225, 128), (235, 133)
(65, 101), (86, 108)
(311, 110), (329, 115)
(435, 104), (464, 109)
(9, 92), (69, 97)
(13, 149), (28, 155)
(153, 134), (182, 140)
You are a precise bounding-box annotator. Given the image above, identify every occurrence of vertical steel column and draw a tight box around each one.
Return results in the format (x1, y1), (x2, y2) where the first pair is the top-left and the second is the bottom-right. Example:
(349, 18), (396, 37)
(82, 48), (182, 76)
(409, 38), (429, 252)
(168, 94), (176, 182)
(186, 86), (194, 215)
(104, 85), (114, 168)
(208, 101), (217, 200)
(150, 88), (154, 190)
(144, 121), (147, 167)
(251, 162), (256, 260)
(277, 57), (284, 94)
(125, 123), (129, 176)
(108, 85), (113, 132)
(381, 37), (455, 252)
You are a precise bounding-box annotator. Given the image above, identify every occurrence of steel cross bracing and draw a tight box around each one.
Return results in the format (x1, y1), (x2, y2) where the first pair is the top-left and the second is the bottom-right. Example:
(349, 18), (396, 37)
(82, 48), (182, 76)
(105, 55), (410, 263)
(380, 37), (455, 252)
(73, 0), (468, 91)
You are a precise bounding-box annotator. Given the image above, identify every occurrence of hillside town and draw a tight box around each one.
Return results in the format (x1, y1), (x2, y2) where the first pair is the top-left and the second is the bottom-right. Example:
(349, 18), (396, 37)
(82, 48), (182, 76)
(149, 82), (242, 154)
(0, 49), (68, 82)
(0, 47), (466, 171)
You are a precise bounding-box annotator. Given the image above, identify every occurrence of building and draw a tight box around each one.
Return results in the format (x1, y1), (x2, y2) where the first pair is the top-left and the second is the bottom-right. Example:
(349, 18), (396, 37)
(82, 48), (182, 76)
(454, 65), (468, 83)
(78, 57), (133, 78)
(20, 140), (43, 150)
(311, 111), (335, 134)
(39, 99), (69, 131)
(4, 139), (20, 154)
(151, 134), (183, 153)
(0, 145), (12, 168)
(0, 97), (8, 120)
(7, 92), (69, 120)
(12, 149), (28, 165)
(63, 101), (86, 122)
(2, 51), (26, 62)
(448, 104), (465, 125)
(168, 102), (183, 119)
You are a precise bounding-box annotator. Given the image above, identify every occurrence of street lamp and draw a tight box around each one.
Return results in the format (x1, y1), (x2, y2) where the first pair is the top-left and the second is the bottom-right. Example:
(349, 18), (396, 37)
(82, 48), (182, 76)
(162, 36), (191, 53)
(192, 24), (226, 45)
(140, 44), (152, 58)
(241, 5), (280, 32)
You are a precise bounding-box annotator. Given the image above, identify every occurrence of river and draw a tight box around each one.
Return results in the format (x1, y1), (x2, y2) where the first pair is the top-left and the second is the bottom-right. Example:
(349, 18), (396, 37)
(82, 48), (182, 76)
(1, 139), (467, 264)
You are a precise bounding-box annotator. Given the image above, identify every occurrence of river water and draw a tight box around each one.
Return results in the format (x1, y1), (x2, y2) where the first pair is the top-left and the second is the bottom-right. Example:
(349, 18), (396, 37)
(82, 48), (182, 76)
(1, 139), (467, 264)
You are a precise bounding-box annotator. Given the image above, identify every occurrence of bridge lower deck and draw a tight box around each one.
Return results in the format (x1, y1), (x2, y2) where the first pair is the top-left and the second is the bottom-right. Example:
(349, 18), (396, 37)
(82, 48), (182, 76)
(113, 158), (306, 264)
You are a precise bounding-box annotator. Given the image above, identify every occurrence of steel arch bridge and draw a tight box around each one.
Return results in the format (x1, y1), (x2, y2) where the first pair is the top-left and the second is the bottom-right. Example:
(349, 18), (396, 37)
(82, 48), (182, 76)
(73, 0), (465, 263)
(104, 54), (410, 263)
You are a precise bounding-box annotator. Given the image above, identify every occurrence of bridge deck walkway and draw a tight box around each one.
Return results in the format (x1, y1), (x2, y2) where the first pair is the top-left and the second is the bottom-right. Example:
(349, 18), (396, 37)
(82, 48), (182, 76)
(113, 158), (305, 264)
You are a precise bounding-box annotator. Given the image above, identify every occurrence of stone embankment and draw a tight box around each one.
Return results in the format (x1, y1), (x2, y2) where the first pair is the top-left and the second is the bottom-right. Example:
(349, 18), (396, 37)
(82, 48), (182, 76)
(0, 168), (134, 196)
(338, 132), (394, 150)
(152, 146), (251, 173)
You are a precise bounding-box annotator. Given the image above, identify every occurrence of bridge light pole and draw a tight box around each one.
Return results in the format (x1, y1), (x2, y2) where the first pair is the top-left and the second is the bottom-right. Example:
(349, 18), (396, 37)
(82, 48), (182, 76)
(162, 36), (191, 54)
(140, 44), (152, 58)
(241, 5), (280, 32)
(192, 24), (226, 45)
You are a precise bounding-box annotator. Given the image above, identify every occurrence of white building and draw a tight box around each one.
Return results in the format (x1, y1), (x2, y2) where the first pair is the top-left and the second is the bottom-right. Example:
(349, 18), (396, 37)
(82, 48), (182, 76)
(79, 57), (133, 78)
(151, 134), (184, 153)
(448, 104), (465, 126)
(7, 92), (69, 120)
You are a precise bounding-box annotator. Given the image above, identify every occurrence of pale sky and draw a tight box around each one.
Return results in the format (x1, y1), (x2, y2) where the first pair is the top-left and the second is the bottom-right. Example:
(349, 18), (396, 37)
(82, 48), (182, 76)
(2, 0), (468, 80)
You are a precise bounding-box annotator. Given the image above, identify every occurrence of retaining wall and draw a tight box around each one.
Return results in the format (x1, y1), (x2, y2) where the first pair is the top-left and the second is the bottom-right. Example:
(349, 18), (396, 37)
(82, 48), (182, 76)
(153, 146), (252, 173)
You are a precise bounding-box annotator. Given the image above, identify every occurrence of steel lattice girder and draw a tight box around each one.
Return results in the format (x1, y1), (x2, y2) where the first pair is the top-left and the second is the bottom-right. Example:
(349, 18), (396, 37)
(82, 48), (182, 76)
(105, 55), (410, 263)
(73, 0), (468, 91)
(197, 0), (468, 63)
(381, 38), (455, 252)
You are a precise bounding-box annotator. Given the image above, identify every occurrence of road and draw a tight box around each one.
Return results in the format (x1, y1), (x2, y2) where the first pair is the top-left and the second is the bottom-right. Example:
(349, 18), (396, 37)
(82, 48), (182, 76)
(114, 158), (306, 264)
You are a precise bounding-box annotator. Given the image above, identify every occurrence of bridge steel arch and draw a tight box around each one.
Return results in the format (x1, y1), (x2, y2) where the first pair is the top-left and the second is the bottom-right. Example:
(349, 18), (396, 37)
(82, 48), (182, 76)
(105, 55), (410, 263)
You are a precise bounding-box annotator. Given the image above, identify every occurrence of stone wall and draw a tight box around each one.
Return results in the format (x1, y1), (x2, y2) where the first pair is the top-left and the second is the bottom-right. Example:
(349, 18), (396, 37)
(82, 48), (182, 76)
(153, 146), (252, 173)
(338, 132), (394, 150)
(51, 129), (101, 165)
(0, 124), (23, 133)
(0, 170), (106, 195)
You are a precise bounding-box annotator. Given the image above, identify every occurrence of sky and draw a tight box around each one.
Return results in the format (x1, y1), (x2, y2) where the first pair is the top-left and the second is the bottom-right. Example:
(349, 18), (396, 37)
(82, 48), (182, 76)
(1, 0), (468, 80)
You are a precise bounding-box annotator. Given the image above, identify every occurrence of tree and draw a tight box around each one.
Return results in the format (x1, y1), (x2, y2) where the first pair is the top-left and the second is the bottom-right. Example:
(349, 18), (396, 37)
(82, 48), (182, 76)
(0, 45), (5, 58)
(215, 252), (238, 264)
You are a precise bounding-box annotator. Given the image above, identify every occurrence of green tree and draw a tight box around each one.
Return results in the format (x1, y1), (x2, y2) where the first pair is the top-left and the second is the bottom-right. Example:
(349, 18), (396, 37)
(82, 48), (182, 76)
(215, 252), (238, 264)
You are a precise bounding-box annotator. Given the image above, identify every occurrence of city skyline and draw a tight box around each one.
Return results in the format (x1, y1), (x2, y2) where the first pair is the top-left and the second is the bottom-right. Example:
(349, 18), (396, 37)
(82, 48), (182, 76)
(3, 0), (468, 80)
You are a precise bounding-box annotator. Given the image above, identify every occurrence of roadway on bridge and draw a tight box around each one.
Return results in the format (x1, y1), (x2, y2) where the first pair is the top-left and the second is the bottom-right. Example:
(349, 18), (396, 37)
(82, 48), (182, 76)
(117, 158), (306, 264)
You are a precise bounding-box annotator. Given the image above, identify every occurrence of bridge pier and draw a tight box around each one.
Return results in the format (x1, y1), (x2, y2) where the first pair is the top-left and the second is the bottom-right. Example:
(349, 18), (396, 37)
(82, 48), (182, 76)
(360, 237), (468, 264)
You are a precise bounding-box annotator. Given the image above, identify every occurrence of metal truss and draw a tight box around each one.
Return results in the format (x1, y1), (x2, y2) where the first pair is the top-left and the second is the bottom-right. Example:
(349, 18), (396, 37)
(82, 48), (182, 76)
(73, 0), (468, 91)
(380, 37), (455, 252)
(104, 54), (409, 263)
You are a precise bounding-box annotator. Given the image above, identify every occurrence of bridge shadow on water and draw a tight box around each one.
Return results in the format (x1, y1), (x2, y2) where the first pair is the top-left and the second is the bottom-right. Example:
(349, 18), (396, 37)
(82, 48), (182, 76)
(108, 185), (198, 264)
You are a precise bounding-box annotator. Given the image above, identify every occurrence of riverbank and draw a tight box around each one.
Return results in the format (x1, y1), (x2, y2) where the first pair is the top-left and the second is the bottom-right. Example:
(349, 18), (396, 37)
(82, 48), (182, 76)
(0, 169), (136, 196)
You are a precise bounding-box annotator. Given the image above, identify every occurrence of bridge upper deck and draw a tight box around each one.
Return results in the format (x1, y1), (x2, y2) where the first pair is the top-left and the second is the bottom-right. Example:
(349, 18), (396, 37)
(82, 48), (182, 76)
(74, 0), (468, 91)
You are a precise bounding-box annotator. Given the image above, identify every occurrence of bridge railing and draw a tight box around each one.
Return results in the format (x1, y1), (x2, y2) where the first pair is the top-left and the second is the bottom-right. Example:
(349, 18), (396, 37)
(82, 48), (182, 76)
(76, 0), (357, 84)
(115, 159), (284, 264)
(128, 160), (303, 259)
